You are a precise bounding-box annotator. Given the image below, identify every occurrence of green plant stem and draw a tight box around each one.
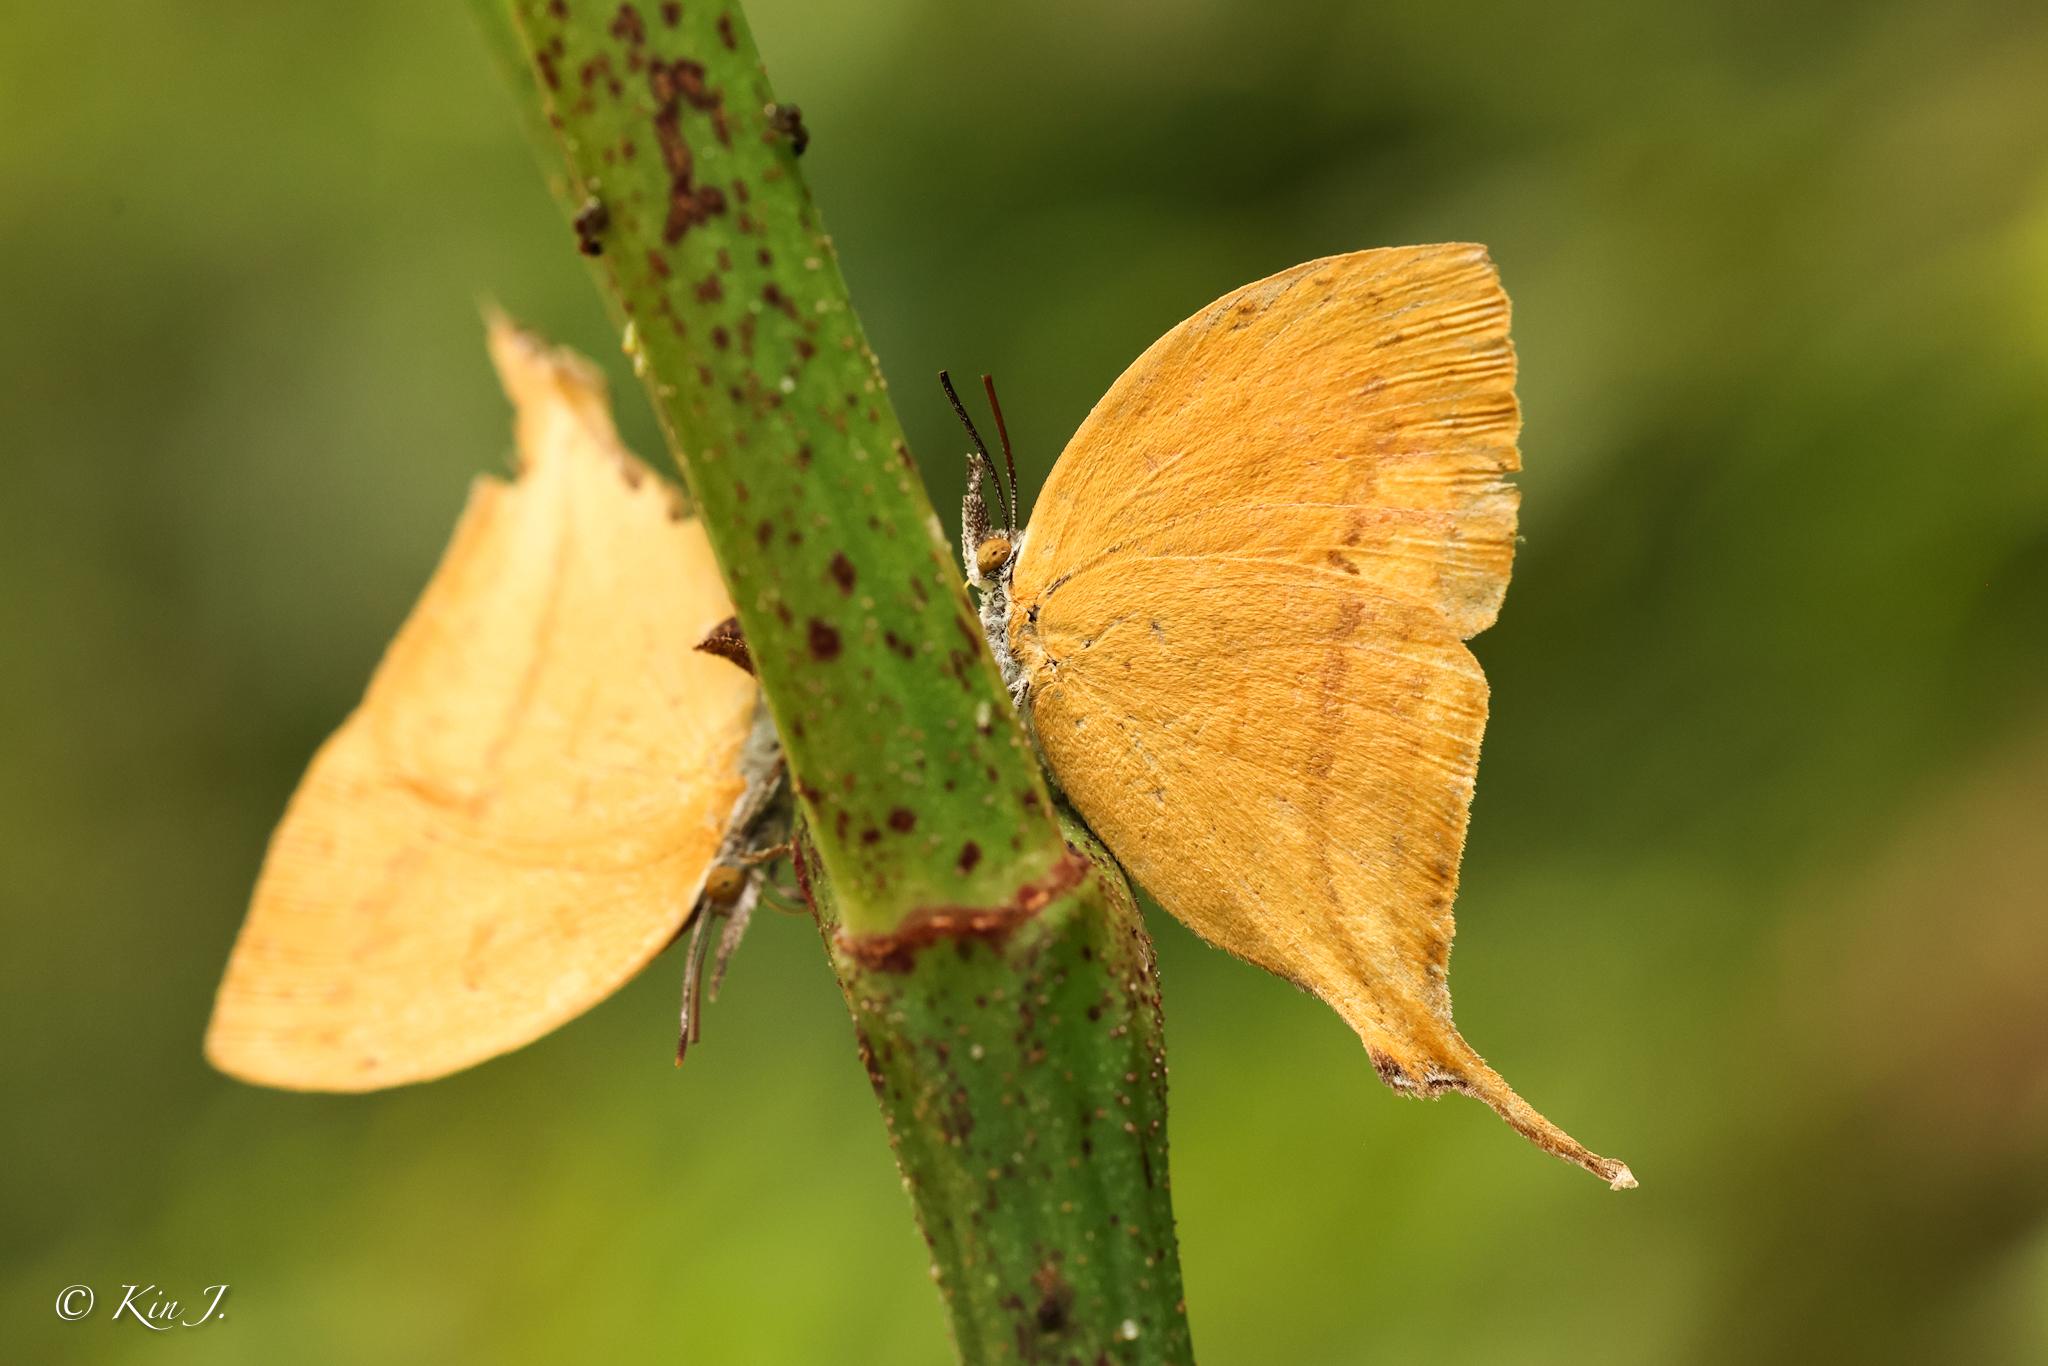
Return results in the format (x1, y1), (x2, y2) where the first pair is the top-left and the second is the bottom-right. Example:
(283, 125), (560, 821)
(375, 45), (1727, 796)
(477, 0), (1061, 935)
(805, 811), (1192, 1365)
(474, 4), (1195, 1360)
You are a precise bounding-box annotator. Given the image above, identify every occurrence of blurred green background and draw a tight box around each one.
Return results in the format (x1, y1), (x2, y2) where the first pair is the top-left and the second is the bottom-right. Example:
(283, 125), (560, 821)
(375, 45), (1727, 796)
(6, 1), (2047, 1362)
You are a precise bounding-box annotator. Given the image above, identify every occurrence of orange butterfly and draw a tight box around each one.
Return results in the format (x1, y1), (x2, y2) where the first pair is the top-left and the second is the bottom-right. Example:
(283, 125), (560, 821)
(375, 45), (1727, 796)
(956, 244), (1633, 1188)
(206, 321), (760, 1090)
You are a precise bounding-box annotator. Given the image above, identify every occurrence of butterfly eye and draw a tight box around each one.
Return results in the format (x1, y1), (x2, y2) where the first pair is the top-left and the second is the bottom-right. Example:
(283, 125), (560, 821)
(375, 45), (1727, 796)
(976, 534), (1013, 578)
(703, 863), (749, 906)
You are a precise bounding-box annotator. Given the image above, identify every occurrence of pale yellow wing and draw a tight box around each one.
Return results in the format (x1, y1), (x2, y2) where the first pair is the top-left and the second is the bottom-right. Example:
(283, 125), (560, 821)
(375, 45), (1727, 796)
(205, 321), (756, 1091)
(1020, 557), (1629, 1186)
(1010, 244), (1520, 640)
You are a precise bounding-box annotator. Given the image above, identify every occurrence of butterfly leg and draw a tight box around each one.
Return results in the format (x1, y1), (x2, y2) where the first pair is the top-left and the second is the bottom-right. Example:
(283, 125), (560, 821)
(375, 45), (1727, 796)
(674, 702), (792, 1063)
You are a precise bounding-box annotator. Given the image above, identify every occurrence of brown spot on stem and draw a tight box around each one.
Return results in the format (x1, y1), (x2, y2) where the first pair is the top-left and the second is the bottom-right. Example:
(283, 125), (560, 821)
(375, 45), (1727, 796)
(807, 618), (842, 661)
(828, 552), (856, 595)
(670, 58), (720, 110)
(609, 3), (646, 45)
(578, 53), (621, 98)
(887, 807), (916, 833)
(648, 60), (730, 244)
(1031, 1262), (1074, 1336)
(958, 841), (983, 875)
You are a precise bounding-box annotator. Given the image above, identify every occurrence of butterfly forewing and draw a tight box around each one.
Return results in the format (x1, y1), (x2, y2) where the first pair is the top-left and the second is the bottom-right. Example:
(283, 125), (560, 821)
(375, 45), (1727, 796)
(1011, 244), (1520, 640)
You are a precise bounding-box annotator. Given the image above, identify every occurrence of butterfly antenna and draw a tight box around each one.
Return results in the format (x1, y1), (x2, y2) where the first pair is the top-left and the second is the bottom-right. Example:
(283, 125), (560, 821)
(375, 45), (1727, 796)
(981, 374), (1020, 532)
(940, 369), (1008, 518)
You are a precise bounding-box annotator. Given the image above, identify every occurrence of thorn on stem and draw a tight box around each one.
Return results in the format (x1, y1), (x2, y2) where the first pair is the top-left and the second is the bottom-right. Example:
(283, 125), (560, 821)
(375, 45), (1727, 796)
(696, 615), (754, 674)
(766, 102), (809, 155)
(573, 196), (609, 256)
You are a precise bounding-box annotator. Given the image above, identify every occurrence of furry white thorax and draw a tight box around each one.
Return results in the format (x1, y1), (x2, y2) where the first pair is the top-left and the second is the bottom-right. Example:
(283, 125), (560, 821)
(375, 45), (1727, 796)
(962, 509), (1030, 708)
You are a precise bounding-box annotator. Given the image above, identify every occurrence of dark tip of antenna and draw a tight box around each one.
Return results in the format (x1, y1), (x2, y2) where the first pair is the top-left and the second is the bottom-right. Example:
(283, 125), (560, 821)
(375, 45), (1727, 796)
(939, 371), (987, 458)
(940, 369), (1008, 515)
(981, 374), (1019, 532)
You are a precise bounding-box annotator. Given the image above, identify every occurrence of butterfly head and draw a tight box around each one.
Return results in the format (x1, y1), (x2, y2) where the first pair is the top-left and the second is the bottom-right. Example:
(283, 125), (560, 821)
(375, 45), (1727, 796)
(941, 370), (1032, 700)
(974, 531), (1013, 580)
(940, 369), (1023, 592)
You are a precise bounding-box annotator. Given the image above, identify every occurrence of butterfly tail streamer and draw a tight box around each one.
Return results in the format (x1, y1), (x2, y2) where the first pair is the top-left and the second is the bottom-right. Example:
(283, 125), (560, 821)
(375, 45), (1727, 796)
(1398, 1029), (1637, 1190)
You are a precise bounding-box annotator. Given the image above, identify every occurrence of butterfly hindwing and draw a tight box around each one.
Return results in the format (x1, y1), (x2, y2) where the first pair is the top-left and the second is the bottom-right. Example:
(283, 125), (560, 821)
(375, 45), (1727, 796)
(205, 322), (756, 1091)
(1025, 556), (1627, 1185)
